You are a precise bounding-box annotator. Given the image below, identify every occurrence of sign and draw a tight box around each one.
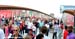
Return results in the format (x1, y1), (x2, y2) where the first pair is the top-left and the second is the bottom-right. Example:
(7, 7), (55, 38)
(61, 5), (75, 26)
(29, 11), (32, 16)
(61, 5), (75, 13)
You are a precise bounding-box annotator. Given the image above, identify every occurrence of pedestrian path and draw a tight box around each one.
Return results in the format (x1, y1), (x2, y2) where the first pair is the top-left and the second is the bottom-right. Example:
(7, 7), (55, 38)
(48, 32), (53, 39)
(48, 29), (63, 39)
(21, 28), (63, 39)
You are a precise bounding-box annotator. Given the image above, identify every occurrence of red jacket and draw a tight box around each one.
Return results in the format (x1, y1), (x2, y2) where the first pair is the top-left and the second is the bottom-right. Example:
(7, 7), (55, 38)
(63, 30), (68, 39)
(20, 22), (25, 30)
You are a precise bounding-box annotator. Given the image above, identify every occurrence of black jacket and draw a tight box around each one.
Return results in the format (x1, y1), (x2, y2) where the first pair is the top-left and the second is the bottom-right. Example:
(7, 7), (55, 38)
(9, 34), (23, 39)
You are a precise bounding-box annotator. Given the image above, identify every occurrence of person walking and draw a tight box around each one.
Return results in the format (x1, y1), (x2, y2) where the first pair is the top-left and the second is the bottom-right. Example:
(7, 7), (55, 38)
(0, 25), (5, 39)
(9, 25), (23, 39)
(26, 29), (35, 39)
(3, 24), (9, 39)
(40, 26), (49, 39)
(44, 20), (49, 36)
(67, 26), (75, 39)
(36, 34), (44, 39)
(63, 26), (68, 39)
(53, 20), (59, 39)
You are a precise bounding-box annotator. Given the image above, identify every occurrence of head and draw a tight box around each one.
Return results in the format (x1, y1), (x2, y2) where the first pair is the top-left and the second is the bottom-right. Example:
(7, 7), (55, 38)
(24, 36), (32, 39)
(12, 25), (20, 35)
(36, 34), (44, 39)
(44, 20), (48, 24)
(60, 20), (63, 24)
(30, 18), (32, 22)
(27, 17), (30, 21)
(33, 22), (36, 26)
(28, 29), (33, 35)
(65, 26), (67, 30)
(55, 20), (59, 25)
(4, 23), (7, 26)
(2, 16), (4, 18)
(67, 26), (73, 33)
(40, 26), (48, 34)
(9, 20), (13, 26)
(9, 17), (12, 20)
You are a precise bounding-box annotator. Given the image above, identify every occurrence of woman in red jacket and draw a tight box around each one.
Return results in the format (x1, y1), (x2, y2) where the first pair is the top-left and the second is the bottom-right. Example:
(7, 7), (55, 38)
(63, 26), (68, 39)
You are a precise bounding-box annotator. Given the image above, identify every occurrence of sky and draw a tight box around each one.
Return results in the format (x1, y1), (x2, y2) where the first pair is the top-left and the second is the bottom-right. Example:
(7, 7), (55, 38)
(0, 0), (75, 19)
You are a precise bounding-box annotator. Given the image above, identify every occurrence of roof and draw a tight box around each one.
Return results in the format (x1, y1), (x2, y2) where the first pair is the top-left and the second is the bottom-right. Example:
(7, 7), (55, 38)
(63, 10), (75, 16)
(0, 5), (55, 19)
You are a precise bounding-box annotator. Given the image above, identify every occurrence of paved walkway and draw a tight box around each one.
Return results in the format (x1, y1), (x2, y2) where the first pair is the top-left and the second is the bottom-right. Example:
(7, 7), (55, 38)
(48, 29), (63, 39)
(22, 28), (63, 39)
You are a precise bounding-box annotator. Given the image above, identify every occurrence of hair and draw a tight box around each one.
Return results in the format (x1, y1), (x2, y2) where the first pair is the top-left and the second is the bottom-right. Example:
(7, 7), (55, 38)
(24, 36), (32, 39)
(28, 29), (33, 32)
(60, 20), (63, 24)
(36, 34), (44, 39)
(67, 26), (73, 29)
(67, 26), (73, 33)
(4, 23), (7, 26)
(65, 26), (67, 29)
(40, 26), (48, 34)
(12, 24), (20, 31)
(44, 20), (48, 24)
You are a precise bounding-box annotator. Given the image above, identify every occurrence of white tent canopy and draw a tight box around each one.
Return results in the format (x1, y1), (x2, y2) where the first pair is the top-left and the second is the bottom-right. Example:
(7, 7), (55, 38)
(0, 0), (75, 19)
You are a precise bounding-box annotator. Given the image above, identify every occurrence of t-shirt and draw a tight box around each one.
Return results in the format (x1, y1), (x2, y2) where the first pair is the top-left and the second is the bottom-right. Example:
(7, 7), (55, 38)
(32, 25), (36, 31)
(39, 21), (44, 28)
(45, 24), (49, 29)
(43, 34), (49, 39)
(0, 28), (5, 39)
(54, 24), (59, 32)
(27, 22), (33, 29)
(67, 32), (75, 39)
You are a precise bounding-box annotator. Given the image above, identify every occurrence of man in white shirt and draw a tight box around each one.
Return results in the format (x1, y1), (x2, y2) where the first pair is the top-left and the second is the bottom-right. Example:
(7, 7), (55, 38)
(26, 18), (34, 33)
(53, 21), (59, 39)
(0, 28), (5, 39)
(25, 18), (33, 29)
(27, 20), (33, 29)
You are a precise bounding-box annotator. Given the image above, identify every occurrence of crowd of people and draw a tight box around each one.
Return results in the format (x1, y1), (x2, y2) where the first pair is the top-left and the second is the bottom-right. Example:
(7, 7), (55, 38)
(63, 25), (75, 39)
(0, 16), (75, 39)
(0, 16), (52, 39)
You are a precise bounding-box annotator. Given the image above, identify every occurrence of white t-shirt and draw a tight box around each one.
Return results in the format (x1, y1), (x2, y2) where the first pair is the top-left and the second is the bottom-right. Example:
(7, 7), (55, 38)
(45, 24), (49, 29)
(27, 22), (33, 29)
(54, 24), (59, 32)
(32, 25), (36, 31)
(0, 28), (5, 39)
(44, 34), (49, 39)
(8, 33), (12, 38)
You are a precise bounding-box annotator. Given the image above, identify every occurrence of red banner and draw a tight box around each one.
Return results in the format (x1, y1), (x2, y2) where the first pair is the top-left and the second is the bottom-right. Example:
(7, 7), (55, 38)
(0, 10), (21, 18)
(66, 14), (74, 26)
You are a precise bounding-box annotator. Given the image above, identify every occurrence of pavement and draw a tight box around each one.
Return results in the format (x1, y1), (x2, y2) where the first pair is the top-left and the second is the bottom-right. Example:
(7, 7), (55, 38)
(48, 29), (63, 39)
(22, 28), (63, 39)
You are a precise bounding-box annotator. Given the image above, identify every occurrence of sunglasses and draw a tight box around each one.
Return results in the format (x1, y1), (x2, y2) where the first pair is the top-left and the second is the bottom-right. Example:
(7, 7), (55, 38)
(13, 30), (18, 31)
